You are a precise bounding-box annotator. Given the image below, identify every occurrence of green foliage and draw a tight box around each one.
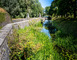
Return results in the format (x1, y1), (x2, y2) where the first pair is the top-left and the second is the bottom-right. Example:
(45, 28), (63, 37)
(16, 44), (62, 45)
(0, 26), (2, 29)
(8, 18), (77, 60)
(52, 18), (77, 36)
(20, 13), (25, 18)
(52, 18), (77, 60)
(53, 30), (77, 60)
(45, 6), (50, 15)
(0, 0), (43, 18)
(29, 20), (42, 27)
(0, 13), (5, 29)
(0, 13), (5, 23)
(8, 21), (66, 60)
(44, 0), (77, 59)
(49, 0), (77, 18)
(55, 31), (77, 51)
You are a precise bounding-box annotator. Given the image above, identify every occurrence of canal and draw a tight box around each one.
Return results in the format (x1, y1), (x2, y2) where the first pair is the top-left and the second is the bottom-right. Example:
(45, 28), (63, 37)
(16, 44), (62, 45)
(41, 20), (57, 38)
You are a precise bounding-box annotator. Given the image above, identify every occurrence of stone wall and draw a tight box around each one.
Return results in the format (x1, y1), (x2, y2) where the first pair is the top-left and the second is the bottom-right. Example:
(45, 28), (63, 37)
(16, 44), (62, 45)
(0, 18), (43, 60)
(0, 24), (12, 60)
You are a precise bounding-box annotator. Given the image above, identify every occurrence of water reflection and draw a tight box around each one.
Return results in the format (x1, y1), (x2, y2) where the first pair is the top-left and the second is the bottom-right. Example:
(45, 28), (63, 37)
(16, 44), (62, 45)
(41, 20), (56, 38)
(41, 26), (51, 38)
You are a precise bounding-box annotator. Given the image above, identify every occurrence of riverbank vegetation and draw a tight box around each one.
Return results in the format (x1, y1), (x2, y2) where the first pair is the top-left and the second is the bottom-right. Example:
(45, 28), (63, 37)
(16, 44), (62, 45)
(0, 0), (76, 60)
(8, 21), (66, 60)
(45, 0), (77, 60)
(52, 18), (77, 60)
(8, 19), (77, 60)
(8, 21), (53, 60)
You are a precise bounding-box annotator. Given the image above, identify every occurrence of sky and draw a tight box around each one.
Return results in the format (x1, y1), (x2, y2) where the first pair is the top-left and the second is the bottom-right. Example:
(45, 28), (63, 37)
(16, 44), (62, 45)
(39, 0), (53, 8)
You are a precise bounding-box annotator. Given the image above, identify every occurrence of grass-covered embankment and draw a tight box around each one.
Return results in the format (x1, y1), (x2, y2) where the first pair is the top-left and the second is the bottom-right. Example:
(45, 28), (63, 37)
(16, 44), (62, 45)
(8, 18), (77, 60)
(0, 12), (5, 29)
(0, 8), (12, 29)
(8, 21), (64, 60)
(0, 8), (6, 24)
(52, 18), (77, 60)
(0, 13), (5, 23)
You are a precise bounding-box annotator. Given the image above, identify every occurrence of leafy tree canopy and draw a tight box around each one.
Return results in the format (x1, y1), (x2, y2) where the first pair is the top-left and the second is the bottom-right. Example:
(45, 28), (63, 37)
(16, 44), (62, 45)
(0, 0), (44, 18)
(49, 0), (77, 18)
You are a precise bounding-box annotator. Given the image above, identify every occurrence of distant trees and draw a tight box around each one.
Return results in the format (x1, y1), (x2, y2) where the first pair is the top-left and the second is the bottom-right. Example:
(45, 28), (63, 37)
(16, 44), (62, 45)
(48, 0), (77, 18)
(0, 0), (43, 18)
(45, 6), (50, 15)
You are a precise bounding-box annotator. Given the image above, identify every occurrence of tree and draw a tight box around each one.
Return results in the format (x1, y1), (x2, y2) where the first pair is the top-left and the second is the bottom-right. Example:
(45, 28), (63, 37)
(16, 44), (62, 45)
(49, 0), (77, 18)
(45, 6), (50, 15)
(0, 0), (43, 18)
(48, 0), (58, 16)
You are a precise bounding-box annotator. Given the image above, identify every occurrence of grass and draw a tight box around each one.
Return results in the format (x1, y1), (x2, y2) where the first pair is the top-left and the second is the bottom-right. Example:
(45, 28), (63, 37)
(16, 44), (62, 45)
(8, 21), (64, 60)
(53, 32), (77, 60)
(8, 18), (77, 60)
(0, 13), (5, 23)
(0, 8), (12, 29)
(17, 26), (53, 60)
(0, 8), (6, 24)
(0, 13), (5, 29)
(52, 18), (77, 37)
(52, 18), (77, 60)
(0, 26), (2, 29)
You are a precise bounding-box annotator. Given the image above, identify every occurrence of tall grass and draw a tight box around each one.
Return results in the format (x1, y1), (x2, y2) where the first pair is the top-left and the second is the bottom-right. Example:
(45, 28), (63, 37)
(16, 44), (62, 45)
(8, 19), (77, 60)
(52, 18), (77, 60)
(8, 21), (64, 60)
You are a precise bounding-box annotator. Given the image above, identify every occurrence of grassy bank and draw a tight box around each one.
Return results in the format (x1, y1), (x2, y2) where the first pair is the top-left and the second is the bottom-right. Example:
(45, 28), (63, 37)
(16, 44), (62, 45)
(52, 18), (77, 60)
(52, 18), (77, 36)
(0, 8), (12, 29)
(0, 13), (5, 23)
(8, 21), (65, 60)
(8, 18), (77, 60)
(0, 8), (6, 29)
(0, 13), (5, 29)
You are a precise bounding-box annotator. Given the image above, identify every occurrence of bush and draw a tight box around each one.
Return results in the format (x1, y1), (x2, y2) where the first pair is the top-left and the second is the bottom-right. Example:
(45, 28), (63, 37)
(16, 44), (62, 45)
(0, 13), (5, 23)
